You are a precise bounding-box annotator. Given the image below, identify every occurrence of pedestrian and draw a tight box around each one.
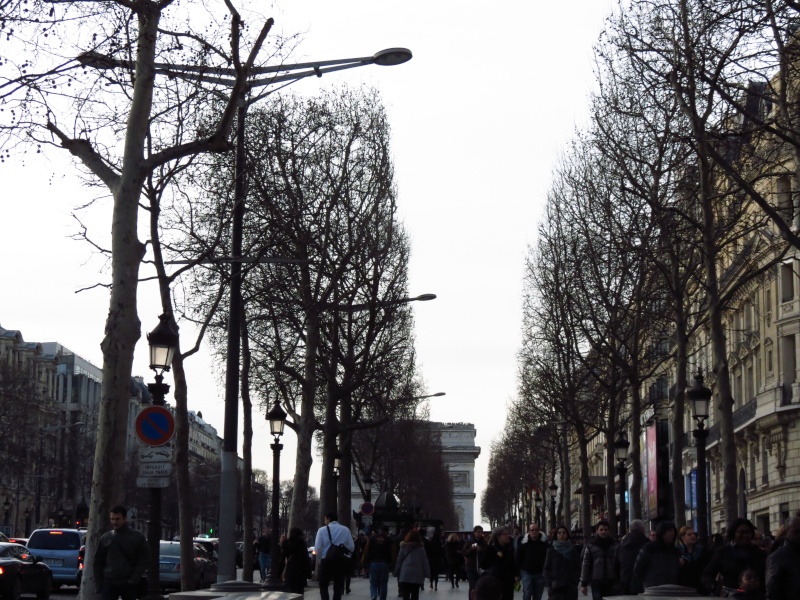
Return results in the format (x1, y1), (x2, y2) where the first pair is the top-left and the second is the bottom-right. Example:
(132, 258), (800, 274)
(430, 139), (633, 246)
(393, 530), (430, 600)
(543, 525), (581, 600)
(256, 527), (273, 583)
(473, 574), (503, 600)
(631, 521), (680, 592)
(676, 525), (707, 593)
(314, 512), (355, 600)
(511, 526), (522, 551)
(427, 528), (443, 590)
(765, 516), (800, 600)
(444, 533), (462, 589)
(281, 527), (311, 595)
(614, 519), (648, 595)
(729, 568), (764, 600)
(479, 526), (518, 600)
(361, 526), (393, 600)
(515, 523), (548, 600)
(579, 519), (619, 600)
(93, 505), (149, 600)
(463, 525), (487, 598)
(702, 518), (767, 596)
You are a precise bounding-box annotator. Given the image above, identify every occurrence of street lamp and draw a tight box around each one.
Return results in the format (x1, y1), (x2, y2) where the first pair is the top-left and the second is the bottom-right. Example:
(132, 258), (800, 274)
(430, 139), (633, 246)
(144, 314), (179, 600)
(3, 498), (10, 527)
(534, 493), (543, 528)
(363, 476), (374, 504)
(548, 481), (558, 527)
(80, 44), (412, 582)
(686, 369), (712, 543)
(265, 400), (287, 590)
(614, 430), (630, 536)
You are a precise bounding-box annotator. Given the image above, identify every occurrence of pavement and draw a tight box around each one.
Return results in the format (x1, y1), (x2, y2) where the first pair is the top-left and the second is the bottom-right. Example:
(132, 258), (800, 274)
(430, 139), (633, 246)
(305, 575), (554, 600)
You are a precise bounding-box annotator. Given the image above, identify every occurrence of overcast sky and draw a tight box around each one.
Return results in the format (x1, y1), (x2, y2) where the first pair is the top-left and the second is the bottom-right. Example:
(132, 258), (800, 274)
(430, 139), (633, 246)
(1, 0), (613, 527)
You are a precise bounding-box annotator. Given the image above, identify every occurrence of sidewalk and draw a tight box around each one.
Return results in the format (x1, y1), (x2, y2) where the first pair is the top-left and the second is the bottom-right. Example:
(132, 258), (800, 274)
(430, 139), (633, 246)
(306, 575), (552, 600)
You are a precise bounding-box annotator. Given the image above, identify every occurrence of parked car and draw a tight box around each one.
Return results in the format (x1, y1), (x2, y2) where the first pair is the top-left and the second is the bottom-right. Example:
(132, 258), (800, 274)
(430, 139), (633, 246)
(26, 529), (84, 589)
(191, 538), (218, 562)
(158, 541), (216, 590)
(6, 539), (27, 547)
(0, 542), (53, 599)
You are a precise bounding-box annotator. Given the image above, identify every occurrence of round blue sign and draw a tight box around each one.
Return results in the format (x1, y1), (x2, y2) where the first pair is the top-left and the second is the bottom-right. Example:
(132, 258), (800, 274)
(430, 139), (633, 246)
(135, 406), (175, 446)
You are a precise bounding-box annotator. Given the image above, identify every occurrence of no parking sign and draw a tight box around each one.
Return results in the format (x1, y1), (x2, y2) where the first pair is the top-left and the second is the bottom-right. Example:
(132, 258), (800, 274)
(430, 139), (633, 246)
(135, 406), (175, 446)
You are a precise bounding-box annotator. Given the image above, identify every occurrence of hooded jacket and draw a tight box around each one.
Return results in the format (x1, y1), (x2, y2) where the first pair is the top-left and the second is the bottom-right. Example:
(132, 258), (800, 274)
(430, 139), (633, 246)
(394, 542), (430, 585)
(631, 522), (680, 592)
(515, 532), (548, 574)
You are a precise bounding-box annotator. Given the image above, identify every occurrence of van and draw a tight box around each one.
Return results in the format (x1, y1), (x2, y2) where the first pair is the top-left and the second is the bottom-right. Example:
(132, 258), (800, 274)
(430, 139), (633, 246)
(26, 529), (85, 588)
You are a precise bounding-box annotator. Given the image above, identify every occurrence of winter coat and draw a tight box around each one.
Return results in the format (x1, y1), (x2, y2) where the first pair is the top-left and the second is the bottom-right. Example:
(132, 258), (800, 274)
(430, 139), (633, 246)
(280, 536), (310, 593)
(480, 541), (518, 582)
(632, 540), (680, 591)
(445, 540), (462, 567)
(426, 536), (443, 574)
(394, 542), (430, 585)
(94, 524), (149, 590)
(579, 536), (619, 587)
(614, 530), (648, 594)
(361, 534), (393, 568)
(543, 543), (581, 592)
(515, 532), (548, 574)
(702, 543), (767, 592)
(462, 537), (487, 575)
(676, 543), (708, 593)
(765, 539), (800, 600)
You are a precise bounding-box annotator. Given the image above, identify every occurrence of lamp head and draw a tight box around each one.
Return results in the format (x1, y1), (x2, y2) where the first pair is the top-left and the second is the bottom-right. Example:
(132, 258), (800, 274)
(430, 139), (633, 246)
(614, 430), (630, 462)
(266, 401), (287, 437)
(372, 48), (412, 66)
(686, 368), (712, 423)
(364, 476), (374, 493)
(147, 314), (179, 373)
(548, 481), (558, 499)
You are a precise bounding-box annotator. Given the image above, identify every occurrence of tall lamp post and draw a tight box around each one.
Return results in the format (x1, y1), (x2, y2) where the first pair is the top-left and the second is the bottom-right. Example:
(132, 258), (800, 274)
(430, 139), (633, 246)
(265, 400), (287, 590)
(548, 481), (558, 526)
(686, 369), (711, 543)
(534, 494), (543, 529)
(333, 449), (342, 515)
(144, 314), (179, 600)
(3, 498), (10, 527)
(79, 46), (413, 582)
(614, 430), (630, 536)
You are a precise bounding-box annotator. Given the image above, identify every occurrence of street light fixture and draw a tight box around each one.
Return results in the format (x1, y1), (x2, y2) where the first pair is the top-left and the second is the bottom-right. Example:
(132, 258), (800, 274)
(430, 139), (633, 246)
(265, 400), (287, 590)
(363, 476), (374, 504)
(534, 493), (543, 528)
(613, 430), (630, 536)
(686, 369), (712, 543)
(144, 314), (178, 600)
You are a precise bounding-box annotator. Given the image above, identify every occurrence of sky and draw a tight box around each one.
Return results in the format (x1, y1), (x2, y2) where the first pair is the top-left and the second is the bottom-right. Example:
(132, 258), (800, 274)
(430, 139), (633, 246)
(1, 0), (614, 527)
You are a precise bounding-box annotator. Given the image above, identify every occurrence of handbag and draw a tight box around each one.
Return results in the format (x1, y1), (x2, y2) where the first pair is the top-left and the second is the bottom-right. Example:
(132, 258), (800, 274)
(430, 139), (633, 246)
(326, 525), (353, 565)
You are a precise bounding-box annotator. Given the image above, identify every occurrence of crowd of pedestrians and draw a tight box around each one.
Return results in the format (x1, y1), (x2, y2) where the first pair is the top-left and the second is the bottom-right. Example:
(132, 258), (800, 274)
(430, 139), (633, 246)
(261, 510), (800, 600)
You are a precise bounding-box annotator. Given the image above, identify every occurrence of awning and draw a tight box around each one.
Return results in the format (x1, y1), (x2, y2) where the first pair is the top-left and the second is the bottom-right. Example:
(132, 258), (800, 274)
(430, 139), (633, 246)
(573, 476), (607, 495)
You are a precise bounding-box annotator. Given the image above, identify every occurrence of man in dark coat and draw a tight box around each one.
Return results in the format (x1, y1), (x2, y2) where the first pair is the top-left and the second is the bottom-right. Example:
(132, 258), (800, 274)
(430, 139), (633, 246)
(462, 526), (487, 598)
(515, 523), (548, 600)
(631, 521), (680, 592)
(766, 516), (800, 600)
(94, 505), (149, 600)
(614, 520), (649, 595)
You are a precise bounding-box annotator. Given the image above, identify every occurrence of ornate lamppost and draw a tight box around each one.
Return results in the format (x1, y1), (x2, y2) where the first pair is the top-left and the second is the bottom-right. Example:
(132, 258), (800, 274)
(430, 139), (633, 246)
(534, 493), (543, 528)
(264, 401), (287, 590)
(363, 476), (374, 504)
(548, 481), (558, 527)
(686, 369), (711, 543)
(144, 314), (179, 600)
(614, 430), (630, 536)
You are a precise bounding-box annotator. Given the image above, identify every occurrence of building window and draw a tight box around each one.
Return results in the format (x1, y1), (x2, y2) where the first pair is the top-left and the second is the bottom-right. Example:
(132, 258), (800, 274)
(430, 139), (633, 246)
(782, 335), (797, 385)
(781, 262), (795, 303)
(777, 176), (793, 224)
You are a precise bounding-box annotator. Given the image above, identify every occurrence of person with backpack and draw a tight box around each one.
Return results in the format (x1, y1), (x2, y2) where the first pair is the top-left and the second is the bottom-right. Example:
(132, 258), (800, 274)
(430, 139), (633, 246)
(314, 512), (355, 600)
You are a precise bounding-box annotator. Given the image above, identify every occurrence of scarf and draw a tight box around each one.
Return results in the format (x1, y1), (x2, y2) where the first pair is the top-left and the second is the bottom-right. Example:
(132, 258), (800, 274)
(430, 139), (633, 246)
(552, 540), (574, 559)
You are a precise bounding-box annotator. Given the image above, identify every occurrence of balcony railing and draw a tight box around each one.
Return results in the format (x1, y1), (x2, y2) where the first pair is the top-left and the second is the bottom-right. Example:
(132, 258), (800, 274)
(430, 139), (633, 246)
(704, 397), (757, 445)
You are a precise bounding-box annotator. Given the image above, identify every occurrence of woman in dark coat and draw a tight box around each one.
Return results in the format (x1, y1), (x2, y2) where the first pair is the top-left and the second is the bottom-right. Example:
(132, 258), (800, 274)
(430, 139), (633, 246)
(543, 526), (581, 600)
(444, 533), (462, 588)
(676, 525), (708, 593)
(479, 526), (518, 600)
(281, 527), (310, 594)
(393, 530), (430, 600)
(427, 530), (443, 590)
(702, 518), (767, 595)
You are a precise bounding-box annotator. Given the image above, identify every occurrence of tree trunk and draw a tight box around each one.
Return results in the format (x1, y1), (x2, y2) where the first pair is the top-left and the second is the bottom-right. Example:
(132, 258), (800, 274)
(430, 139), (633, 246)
(80, 8), (160, 600)
(629, 384), (643, 521)
(671, 320), (689, 528)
